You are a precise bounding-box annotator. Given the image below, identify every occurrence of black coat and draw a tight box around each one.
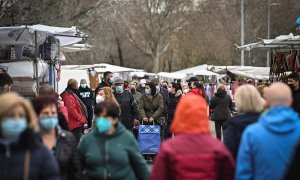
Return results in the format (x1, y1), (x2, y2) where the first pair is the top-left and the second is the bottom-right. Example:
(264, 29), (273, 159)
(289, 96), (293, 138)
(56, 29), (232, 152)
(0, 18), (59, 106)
(285, 142), (300, 180)
(0, 129), (60, 180)
(54, 127), (81, 180)
(78, 86), (94, 126)
(160, 87), (170, 117)
(95, 81), (111, 95)
(114, 91), (140, 129)
(223, 113), (260, 159)
(167, 93), (181, 123)
(209, 90), (234, 121)
(292, 90), (300, 115)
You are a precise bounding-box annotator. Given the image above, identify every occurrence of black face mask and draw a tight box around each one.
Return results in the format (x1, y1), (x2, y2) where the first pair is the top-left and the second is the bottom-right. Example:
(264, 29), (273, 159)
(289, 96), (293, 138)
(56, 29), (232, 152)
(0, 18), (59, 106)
(131, 88), (136, 93)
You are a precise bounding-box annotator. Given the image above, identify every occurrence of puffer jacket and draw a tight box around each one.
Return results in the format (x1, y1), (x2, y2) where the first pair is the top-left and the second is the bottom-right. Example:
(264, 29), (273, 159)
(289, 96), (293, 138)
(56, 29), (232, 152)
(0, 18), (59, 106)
(61, 88), (87, 130)
(78, 122), (150, 180)
(0, 129), (60, 180)
(54, 127), (81, 180)
(210, 90), (234, 121)
(139, 93), (164, 125)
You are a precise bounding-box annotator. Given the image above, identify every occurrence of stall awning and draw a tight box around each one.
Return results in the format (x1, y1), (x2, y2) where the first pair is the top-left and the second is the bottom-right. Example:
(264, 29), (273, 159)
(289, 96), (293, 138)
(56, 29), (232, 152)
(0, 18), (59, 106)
(157, 72), (186, 79)
(62, 63), (143, 73)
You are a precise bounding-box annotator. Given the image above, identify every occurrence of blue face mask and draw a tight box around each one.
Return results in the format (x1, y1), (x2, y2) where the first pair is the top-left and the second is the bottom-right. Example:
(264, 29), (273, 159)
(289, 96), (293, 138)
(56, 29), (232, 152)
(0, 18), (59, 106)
(109, 78), (114, 84)
(145, 89), (151, 95)
(115, 86), (124, 94)
(39, 117), (58, 130)
(1, 118), (27, 139)
(95, 117), (112, 133)
(80, 84), (87, 88)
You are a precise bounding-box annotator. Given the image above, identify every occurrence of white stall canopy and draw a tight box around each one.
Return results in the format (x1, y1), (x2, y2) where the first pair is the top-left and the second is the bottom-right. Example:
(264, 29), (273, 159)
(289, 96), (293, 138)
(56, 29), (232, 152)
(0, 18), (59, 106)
(62, 63), (143, 73)
(157, 72), (186, 79)
(175, 64), (208, 74)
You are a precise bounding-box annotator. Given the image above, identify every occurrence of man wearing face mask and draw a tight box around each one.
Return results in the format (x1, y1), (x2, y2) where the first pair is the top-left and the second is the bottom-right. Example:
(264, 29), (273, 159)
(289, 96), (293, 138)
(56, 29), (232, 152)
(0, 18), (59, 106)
(95, 71), (114, 95)
(287, 73), (300, 114)
(78, 79), (94, 128)
(113, 77), (140, 131)
(130, 82), (142, 108)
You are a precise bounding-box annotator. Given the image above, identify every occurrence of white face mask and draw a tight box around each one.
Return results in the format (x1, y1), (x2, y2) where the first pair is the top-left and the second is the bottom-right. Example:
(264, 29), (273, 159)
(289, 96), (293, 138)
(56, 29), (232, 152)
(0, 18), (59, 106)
(183, 89), (189, 94)
(96, 95), (105, 104)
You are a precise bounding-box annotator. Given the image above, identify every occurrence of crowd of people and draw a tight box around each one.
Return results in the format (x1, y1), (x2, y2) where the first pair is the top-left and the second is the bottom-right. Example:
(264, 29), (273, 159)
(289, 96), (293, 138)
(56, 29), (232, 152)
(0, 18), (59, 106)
(1, 69), (300, 180)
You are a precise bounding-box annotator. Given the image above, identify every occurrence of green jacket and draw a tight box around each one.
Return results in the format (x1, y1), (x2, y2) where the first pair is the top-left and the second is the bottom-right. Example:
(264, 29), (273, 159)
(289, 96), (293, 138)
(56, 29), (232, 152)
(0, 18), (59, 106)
(139, 93), (164, 122)
(78, 123), (149, 180)
(132, 91), (143, 109)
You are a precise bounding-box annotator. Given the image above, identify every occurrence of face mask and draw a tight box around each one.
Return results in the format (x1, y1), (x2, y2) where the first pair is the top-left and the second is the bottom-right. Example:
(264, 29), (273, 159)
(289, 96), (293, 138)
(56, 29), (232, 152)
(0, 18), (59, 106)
(80, 84), (87, 88)
(115, 86), (124, 94)
(96, 95), (105, 104)
(156, 86), (160, 92)
(1, 118), (27, 139)
(141, 84), (145, 88)
(145, 89), (151, 95)
(95, 117), (112, 133)
(168, 88), (172, 93)
(183, 89), (189, 94)
(109, 78), (114, 84)
(39, 117), (58, 130)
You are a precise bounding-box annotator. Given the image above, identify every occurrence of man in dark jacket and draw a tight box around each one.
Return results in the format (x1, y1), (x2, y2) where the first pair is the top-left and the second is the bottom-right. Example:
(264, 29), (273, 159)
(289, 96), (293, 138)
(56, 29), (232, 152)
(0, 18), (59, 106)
(209, 84), (234, 140)
(95, 71), (114, 95)
(113, 77), (140, 131)
(151, 78), (169, 118)
(78, 79), (94, 128)
(287, 73), (300, 114)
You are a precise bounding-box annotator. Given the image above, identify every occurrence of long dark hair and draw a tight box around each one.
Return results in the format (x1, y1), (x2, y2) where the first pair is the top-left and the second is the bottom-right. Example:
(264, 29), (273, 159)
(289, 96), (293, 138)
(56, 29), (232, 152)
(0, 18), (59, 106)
(146, 82), (157, 96)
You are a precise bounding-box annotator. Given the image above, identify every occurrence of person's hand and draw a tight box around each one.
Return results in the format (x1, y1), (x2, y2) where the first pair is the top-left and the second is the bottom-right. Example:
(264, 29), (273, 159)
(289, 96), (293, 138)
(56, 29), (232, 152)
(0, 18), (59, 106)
(149, 117), (154, 122)
(143, 117), (148, 122)
(84, 128), (91, 134)
(134, 119), (140, 126)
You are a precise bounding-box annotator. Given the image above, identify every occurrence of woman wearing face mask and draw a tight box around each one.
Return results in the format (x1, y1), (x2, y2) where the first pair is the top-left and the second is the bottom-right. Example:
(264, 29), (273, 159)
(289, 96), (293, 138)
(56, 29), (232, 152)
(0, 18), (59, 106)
(95, 87), (117, 104)
(0, 93), (60, 180)
(33, 96), (81, 180)
(78, 101), (149, 180)
(139, 82), (164, 125)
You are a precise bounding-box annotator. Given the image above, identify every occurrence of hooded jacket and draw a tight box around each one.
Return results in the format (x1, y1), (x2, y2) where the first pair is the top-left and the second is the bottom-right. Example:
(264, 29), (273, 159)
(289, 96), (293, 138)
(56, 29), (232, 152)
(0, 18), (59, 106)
(78, 122), (149, 180)
(224, 113), (260, 159)
(236, 106), (300, 180)
(61, 88), (87, 130)
(210, 90), (234, 121)
(151, 95), (235, 180)
(187, 88), (203, 96)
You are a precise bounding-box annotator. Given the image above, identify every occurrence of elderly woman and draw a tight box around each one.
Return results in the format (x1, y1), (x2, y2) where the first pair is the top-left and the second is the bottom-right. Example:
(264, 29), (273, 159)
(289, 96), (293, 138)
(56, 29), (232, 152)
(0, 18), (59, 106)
(78, 101), (149, 180)
(0, 93), (60, 180)
(33, 96), (81, 180)
(224, 84), (264, 159)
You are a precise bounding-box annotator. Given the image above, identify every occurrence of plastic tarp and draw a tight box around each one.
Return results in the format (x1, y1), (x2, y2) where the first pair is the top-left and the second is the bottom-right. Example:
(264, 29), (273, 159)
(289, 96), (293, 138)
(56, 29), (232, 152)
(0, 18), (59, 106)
(175, 64), (208, 74)
(62, 63), (143, 73)
(1, 61), (49, 78)
(157, 72), (186, 79)
(211, 66), (270, 80)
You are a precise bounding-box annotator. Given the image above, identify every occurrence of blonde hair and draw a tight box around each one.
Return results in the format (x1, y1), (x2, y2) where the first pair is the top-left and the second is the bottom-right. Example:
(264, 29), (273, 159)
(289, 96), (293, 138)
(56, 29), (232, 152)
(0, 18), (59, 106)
(0, 93), (39, 131)
(235, 84), (264, 113)
(217, 83), (226, 92)
(99, 87), (118, 104)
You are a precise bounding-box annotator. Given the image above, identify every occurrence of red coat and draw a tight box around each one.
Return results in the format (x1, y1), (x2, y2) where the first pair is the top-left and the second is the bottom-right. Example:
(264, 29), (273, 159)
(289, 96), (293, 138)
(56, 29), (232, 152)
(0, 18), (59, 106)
(58, 105), (69, 123)
(151, 134), (235, 180)
(61, 89), (87, 130)
(187, 88), (203, 96)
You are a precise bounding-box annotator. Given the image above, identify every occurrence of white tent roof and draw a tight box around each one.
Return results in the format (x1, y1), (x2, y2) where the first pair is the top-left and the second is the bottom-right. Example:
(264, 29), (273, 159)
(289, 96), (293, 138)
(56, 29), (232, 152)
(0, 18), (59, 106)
(193, 69), (219, 76)
(210, 66), (270, 80)
(157, 72), (186, 79)
(62, 63), (143, 73)
(175, 64), (208, 74)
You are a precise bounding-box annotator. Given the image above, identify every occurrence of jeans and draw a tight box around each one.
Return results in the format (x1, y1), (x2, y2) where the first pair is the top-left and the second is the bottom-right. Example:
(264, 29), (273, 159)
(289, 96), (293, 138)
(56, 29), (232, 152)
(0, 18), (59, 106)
(215, 121), (226, 140)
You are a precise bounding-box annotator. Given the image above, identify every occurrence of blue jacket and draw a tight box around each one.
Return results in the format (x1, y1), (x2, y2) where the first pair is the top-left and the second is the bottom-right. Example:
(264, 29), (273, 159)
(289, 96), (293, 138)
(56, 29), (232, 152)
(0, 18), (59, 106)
(235, 106), (300, 180)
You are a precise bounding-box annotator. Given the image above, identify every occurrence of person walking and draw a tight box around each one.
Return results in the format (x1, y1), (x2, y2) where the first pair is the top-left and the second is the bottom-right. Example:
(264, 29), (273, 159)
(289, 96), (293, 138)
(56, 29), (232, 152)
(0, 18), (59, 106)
(61, 79), (88, 143)
(139, 82), (164, 125)
(95, 71), (114, 95)
(0, 93), (60, 180)
(165, 82), (182, 139)
(78, 101), (150, 180)
(78, 79), (94, 128)
(151, 94), (235, 180)
(33, 96), (81, 180)
(113, 77), (140, 131)
(224, 84), (264, 159)
(209, 84), (234, 140)
(236, 82), (300, 180)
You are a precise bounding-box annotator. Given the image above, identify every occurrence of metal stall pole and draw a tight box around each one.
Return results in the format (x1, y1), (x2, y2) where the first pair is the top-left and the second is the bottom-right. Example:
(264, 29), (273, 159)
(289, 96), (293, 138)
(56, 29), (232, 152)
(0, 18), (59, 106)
(34, 31), (39, 94)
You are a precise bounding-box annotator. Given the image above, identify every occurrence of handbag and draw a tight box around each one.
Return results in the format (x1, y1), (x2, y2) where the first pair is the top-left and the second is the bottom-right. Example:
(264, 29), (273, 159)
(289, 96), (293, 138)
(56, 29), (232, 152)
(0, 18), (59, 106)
(23, 149), (31, 180)
(138, 121), (161, 155)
